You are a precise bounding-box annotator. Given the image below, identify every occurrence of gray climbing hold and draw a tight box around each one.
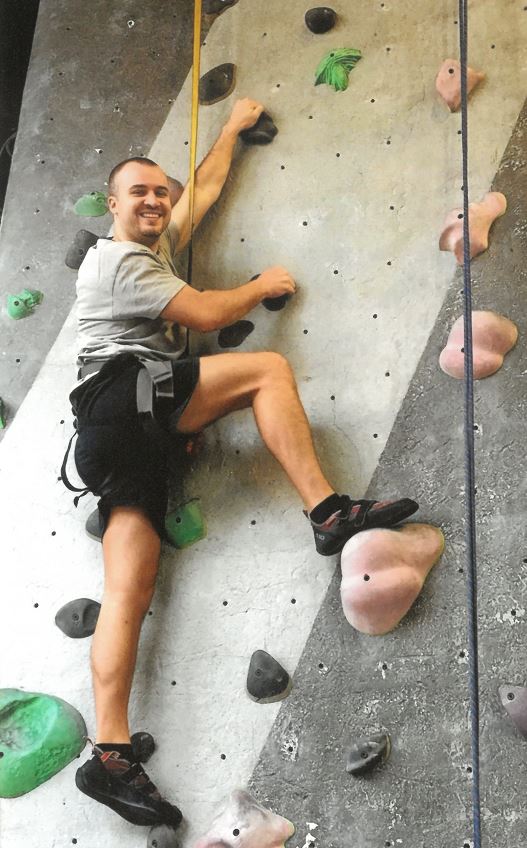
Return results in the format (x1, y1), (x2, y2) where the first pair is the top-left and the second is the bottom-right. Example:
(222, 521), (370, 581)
(240, 112), (278, 146)
(85, 508), (103, 542)
(346, 732), (391, 776)
(218, 320), (254, 349)
(199, 63), (237, 105)
(131, 731), (155, 763)
(203, 0), (238, 14)
(147, 823), (181, 848)
(305, 7), (337, 34)
(499, 685), (527, 737)
(65, 230), (98, 270)
(54, 598), (101, 638)
(247, 650), (292, 703)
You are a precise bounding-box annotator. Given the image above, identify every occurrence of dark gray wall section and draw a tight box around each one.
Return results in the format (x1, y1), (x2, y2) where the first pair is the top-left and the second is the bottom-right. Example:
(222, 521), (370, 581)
(249, 98), (527, 846)
(0, 0), (206, 437)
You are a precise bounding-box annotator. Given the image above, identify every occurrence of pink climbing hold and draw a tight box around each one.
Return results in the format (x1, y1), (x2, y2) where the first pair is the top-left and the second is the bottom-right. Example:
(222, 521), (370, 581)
(194, 789), (295, 848)
(439, 191), (507, 265)
(439, 310), (518, 380)
(435, 58), (485, 112)
(340, 524), (444, 636)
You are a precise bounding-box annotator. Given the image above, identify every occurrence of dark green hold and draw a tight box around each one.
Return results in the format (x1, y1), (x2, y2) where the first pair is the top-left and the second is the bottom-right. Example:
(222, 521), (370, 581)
(65, 230), (99, 270)
(131, 731), (156, 763)
(346, 732), (391, 776)
(240, 112), (278, 145)
(0, 688), (87, 797)
(247, 650), (292, 703)
(55, 598), (101, 639)
(199, 63), (237, 105)
(305, 7), (337, 34)
(218, 320), (254, 348)
(164, 498), (207, 549)
(148, 823), (181, 848)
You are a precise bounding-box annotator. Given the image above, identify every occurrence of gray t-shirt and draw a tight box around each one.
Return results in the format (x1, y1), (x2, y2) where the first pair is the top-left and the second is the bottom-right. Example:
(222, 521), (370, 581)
(73, 222), (188, 391)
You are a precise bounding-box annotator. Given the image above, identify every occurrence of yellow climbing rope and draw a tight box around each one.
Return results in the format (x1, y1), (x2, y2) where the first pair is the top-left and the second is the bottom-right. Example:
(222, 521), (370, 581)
(188, 0), (203, 246)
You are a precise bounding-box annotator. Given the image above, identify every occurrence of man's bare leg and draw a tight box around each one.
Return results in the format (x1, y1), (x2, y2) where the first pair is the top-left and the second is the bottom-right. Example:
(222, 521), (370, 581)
(177, 351), (334, 512)
(91, 506), (160, 743)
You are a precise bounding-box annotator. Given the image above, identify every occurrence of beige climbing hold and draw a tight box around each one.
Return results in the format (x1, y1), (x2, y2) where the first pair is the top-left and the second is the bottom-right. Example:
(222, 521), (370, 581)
(194, 789), (295, 847)
(439, 310), (518, 380)
(439, 191), (507, 265)
(435, 58), (485, 112)
(340, 524), (444, 636)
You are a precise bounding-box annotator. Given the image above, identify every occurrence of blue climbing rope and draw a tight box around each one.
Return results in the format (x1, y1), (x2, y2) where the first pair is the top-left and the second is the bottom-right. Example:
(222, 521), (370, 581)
(458, 0), (481, 845)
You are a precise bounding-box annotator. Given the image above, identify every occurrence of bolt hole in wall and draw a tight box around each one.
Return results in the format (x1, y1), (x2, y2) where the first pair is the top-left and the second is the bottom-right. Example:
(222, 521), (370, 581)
(0, 0), (40, 223)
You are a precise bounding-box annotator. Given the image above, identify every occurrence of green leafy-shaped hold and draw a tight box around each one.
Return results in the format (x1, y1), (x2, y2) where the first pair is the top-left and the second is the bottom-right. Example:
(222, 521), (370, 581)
(164, 498), (206, 549)
(74, 191), (108, 217)
(314, 48), (362, 92)
(0, 688), (87, 797)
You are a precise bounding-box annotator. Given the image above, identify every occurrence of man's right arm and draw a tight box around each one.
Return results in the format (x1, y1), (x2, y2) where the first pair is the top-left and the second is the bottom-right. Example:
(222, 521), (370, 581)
(159, 266), (296, 332)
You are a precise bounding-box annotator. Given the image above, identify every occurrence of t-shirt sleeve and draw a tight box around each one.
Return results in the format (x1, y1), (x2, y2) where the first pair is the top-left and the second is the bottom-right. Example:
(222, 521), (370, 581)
(112, 251), (188, 320)
(165, 221), (180, 257)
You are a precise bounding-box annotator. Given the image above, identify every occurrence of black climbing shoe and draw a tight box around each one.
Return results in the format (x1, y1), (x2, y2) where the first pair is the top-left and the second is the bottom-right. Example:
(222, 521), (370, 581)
(85, 508), (104, 542)
(309, 496), (419, 556)
(75, 747), (183, 828)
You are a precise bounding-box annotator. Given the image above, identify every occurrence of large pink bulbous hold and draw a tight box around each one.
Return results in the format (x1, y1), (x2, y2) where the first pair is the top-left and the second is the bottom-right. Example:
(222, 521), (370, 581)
(439, 191), (507, 265)
(340, 524), (444, 636)
(194, 789), (295, 848)
(435, 58), (485, 111)
(439, 310), (518, 380)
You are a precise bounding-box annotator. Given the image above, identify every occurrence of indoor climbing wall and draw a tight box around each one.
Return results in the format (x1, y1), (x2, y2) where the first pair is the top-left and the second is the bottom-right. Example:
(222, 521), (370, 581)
(1, 0), (527, 846)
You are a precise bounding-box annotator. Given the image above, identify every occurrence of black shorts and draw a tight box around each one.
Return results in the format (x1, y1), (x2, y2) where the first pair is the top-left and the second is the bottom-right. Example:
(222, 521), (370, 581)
(70, 353), (200, 540)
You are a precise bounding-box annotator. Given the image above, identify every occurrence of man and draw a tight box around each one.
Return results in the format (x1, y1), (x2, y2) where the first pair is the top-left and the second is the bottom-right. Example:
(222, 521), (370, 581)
(68, 97), (418, 828)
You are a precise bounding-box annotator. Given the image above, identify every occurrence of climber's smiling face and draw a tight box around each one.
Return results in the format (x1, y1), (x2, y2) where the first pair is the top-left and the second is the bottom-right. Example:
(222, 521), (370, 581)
(108, 161), (172, 250)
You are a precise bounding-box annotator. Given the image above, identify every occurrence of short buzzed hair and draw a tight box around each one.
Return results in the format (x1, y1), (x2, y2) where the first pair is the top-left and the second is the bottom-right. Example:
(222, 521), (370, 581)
(108, 157), (162, 197)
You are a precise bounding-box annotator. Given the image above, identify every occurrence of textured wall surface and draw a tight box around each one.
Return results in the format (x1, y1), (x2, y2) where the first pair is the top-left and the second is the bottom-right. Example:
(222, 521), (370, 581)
(1, 1), (527, 846)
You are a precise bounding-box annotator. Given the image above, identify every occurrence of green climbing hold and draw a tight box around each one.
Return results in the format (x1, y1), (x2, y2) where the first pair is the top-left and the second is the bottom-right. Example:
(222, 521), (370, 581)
(6, 289), (44, 320)
(0, 397), (6, 428)
(314, 47), (362, 92)
(0, 688), (87, 797)
(164, 498), (206, 549)
(74, 191), (108, 217)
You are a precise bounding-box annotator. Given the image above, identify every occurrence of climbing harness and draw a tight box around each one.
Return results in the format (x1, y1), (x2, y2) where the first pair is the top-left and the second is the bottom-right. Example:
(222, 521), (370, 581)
(458, 1), (481, 845)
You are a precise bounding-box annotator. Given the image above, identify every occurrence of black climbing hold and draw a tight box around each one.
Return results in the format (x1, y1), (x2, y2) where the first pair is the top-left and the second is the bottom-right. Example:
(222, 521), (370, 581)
(131, 731), (156, 763)
(203, 0), (238, 15)
(147, 823), (181, 848)
(54, 598), (101, 638)
(218, 320), (254, 349)
(247, 649), (291, 703)
(263, 293), (290, 312)
(346, 732), (391, 776)
(305, 7), (337, 34)
(65, 230), (98, 270)
(499, 685), (527, 737)
(240, 111), (278, 146)
(199, 63), (237, 105)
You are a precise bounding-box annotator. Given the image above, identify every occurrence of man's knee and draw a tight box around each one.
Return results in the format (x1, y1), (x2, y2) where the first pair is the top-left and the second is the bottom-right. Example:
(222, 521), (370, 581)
(259, 351), (295, 386)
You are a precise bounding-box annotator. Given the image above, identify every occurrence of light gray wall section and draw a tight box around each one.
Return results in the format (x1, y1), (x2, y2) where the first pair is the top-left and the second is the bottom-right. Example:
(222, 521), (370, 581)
(249, 98), (527, 848)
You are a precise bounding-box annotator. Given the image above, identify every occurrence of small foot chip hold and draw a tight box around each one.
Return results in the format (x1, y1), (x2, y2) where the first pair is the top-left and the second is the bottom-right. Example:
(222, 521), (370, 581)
(247, 650), (292, 703)
(199, 63), (237, 105)
(440, 311), (518, 380)
(240, 111), (278, 145)
(499, 685), (527, 737)
(6, 288), (44, 320)
(164, 498), (206, 549)
(195, 789), (295, 848)
(315, 48), (362, 92)
(85, 507), (104, 542)
(346, 732), (391, 776)
(65, 229), (98, 270)
(131, 731), (156, 763)
(55, 598), (101, 638)
(305, 7), (337, 34)
(148, 823), (181, 848)
(435, 58), (485, 112)
(0, 688), (87, 797)
(439, 191), (507, 265)
(73, 191), (108, 217)
(218, 320), (255, 348)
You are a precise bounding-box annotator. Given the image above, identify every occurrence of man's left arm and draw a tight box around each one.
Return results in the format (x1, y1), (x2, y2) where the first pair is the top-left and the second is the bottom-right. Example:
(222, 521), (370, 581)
(169, 97), (264, 251)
